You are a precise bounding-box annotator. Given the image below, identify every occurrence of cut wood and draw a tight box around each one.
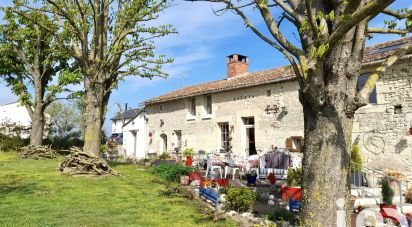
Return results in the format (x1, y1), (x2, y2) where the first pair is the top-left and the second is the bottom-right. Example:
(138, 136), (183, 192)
(58, 147), (119, 176)
(18, 145), (56, 159)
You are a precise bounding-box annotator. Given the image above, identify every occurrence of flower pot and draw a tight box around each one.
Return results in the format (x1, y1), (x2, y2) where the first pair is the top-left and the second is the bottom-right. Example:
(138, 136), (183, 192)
(281, 185), (302, 201)
(185, 156), (193, 166)
(189, 171), (202, 181)
(379, 204), (399, 225)
(246, 174), (257, 185)
(180, 175), (189, 185)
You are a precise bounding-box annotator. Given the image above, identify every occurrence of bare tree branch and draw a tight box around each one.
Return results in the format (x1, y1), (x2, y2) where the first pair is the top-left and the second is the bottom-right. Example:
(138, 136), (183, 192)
(356, 41), (412, 105)
(326, 0), (394, 50)
(367, 27), (411, 35)
(381, 8), (412, 19)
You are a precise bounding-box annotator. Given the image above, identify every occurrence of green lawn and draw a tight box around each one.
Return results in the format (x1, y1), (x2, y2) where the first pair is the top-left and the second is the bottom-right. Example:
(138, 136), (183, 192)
(0, 152), (236, 226)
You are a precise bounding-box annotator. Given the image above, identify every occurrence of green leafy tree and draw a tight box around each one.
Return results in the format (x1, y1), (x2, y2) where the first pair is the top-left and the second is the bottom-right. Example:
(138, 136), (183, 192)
(45, 100), (84, 150)
(0, 8), (80, 146)
(187, 0), (411, 225)
(11, 0), (175, 155)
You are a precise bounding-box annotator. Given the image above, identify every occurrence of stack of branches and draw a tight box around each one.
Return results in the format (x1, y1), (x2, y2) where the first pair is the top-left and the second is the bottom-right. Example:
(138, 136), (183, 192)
(18, 145), (57, 159)
(58, 147), (119, 176)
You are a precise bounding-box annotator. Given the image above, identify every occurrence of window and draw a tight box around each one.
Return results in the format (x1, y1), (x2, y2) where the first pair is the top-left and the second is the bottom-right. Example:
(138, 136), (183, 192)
(394, 105), (402, 114)
(159, 105), (163, 113)
(219, 123), (230, 152)
(189, 97), (196, 116)
(357, 73), (377, 104)
(266, 90), (271, 97)
(206, 95), (212, 115)
(286, 136), (304, 152)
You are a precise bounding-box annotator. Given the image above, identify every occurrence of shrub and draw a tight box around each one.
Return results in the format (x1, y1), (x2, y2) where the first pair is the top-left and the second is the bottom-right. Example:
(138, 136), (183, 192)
(268, 207), (295, 223)
(182, 147), (194, 157)
(0, 133), (27, 152)
(150, 164), (194, 182)
(287, 168), (302, 187)
(350, 145), (362, 172)
(381, 177), (394, 205)
(158, 152), (170, 160)
(224, 187), (256, 212)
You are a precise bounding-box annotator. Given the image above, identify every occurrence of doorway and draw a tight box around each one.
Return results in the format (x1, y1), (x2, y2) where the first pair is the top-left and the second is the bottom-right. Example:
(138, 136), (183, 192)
(243, 117), (256, 156)
(160, 134), (167, 153)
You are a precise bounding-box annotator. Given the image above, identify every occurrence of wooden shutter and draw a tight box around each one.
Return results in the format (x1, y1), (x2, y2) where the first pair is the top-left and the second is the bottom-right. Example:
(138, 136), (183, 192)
(286, 138), (293, 150)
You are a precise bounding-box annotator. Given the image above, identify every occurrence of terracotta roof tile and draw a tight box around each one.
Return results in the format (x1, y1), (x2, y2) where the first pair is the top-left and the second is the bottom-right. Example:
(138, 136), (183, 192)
(145, 37), (412, 104)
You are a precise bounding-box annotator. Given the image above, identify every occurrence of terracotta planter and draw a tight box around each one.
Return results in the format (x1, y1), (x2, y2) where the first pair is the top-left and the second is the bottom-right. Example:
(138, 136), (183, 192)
(189, 171), (202, 181)
(185, 156), (193, 166)
(180, 175), (189, 185)
(281, 185), (302, 201)
(379, 204), (399, 225)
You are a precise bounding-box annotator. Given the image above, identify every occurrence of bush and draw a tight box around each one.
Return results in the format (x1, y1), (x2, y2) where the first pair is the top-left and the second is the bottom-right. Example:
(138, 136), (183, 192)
(0, 133), (27, 151)
(268, 207), (295, 223)
(287, 168), (302, 187)
(150, 164), (194, 182)
(224, 187), (256, 212)
(158, 152), (170, 160)
(351, 145), (362, 172)
(381, 177), (394, 205)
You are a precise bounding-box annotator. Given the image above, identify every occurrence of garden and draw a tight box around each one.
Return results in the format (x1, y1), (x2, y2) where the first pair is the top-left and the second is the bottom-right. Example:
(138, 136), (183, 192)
(0, 151), (237, 226)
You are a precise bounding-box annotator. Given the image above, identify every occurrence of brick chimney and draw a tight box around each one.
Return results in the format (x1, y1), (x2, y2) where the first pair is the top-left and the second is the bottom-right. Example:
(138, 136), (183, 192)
(227, 54), (248, 79)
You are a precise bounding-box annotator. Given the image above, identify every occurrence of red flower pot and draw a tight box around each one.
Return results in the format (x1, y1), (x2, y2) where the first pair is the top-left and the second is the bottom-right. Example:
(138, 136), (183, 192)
(379, 204), (399, 224)
(186, 156), (193, 166)
(189, 171), (202, 181)
(281, 186), (302, 201)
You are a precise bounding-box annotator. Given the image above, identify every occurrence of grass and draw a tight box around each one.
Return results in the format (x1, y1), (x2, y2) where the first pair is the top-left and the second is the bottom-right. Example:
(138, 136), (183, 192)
(0, 152), (236, 226)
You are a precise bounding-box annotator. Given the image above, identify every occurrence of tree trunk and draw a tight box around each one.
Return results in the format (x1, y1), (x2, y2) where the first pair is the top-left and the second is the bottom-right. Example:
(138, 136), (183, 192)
(300, 104), (352, 226)
(300, 35), (363, 225)
(29, 81), (45, 146)
(82, 77), (109, 155)
(30, 104), (44, 146)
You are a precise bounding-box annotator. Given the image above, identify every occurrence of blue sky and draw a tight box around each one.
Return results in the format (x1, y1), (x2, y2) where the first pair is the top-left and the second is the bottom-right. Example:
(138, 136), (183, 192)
(0, 1), (410, 134)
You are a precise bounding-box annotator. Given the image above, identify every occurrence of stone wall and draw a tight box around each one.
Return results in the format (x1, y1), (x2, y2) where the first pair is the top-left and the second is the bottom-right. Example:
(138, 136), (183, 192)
(353, 61), (412, 163)
(145, 60), (412, 165)
(145, 80), (304, 157)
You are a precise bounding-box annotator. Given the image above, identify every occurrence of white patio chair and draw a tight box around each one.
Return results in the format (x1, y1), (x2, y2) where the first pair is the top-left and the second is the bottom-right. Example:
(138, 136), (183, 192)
(224, 154), (242, 180)
(205, 154), (223, 178)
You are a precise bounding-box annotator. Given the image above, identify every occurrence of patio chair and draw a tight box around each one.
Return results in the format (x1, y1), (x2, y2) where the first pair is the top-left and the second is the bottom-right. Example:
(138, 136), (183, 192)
(224, 154), (242, 180)
(205, 154), (223, 179)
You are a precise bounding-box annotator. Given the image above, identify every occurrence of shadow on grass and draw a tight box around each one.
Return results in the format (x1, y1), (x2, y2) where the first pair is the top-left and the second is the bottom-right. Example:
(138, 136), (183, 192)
(0, 179), (37, 198)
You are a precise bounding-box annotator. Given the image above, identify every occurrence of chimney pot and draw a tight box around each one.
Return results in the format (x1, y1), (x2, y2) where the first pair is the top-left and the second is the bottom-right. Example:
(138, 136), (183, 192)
(227, 54), (248, 79)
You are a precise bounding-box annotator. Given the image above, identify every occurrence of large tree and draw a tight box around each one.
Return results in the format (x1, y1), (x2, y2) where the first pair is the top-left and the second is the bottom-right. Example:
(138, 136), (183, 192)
(12, 0), (174, 155)
(0, 8), (79, 146)
(188, 0), (411, 225)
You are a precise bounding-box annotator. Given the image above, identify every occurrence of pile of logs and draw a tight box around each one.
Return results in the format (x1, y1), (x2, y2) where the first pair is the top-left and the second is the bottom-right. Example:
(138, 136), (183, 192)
(58, 147), (119, 176)
(18, 145), (57, 159)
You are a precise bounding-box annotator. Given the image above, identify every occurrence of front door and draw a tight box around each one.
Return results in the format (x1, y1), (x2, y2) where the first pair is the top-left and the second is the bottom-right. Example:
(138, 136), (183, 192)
(247, 127), (256, 155)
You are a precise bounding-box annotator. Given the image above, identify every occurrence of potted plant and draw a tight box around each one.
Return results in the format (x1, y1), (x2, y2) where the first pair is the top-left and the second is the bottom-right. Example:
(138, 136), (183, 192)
(282, 168), (302, 201)
(245, 169), (257, 185)
(183, 147), (194, 166)
(379, 176), (398, 224)
(350, 144), (363, 187)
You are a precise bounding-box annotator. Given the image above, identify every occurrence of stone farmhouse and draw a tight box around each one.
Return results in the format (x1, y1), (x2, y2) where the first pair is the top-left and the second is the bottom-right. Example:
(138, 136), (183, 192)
(140, 37), (412, 164)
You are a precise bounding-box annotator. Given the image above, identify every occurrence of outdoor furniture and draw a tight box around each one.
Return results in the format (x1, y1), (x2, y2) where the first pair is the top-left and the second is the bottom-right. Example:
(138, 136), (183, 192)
(224, 154), (242, 180)
(205, 154), (223, 178)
